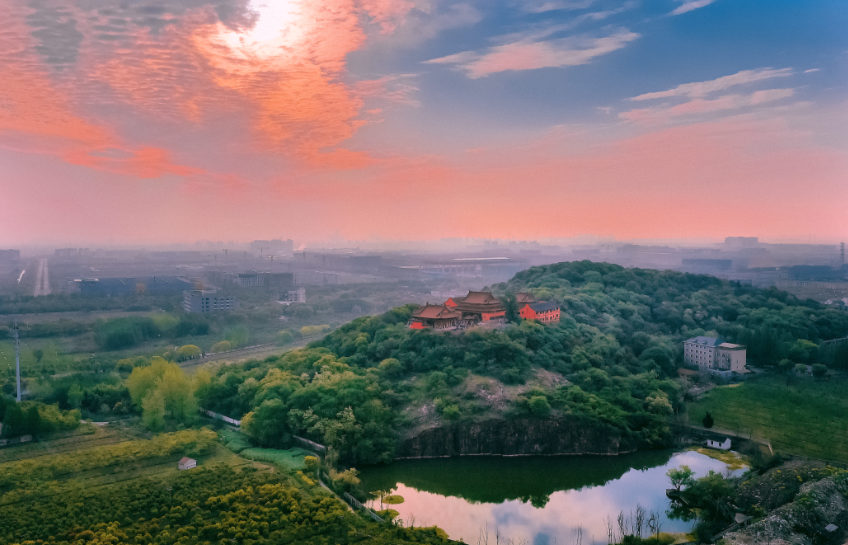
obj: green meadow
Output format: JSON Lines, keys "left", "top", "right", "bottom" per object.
{"left": 687, "top": 374, "right": 848, "bottom": 462}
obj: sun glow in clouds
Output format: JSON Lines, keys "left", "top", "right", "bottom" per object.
{"left": 218, "top": 0, "right": 302, "bottom": 63}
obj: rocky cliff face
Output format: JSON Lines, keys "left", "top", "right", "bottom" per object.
{"left": 724, "top": 476, "right": 848, "bottom": 545}
{"left": 397, "top": 417, "right": 627, "bottom": 458}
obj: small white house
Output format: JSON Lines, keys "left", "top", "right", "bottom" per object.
{"left": 705, "top": 438, "right": 731, "bottom": 450}
{"left": 178, "top": 457, "right": 197, "bottom": 470}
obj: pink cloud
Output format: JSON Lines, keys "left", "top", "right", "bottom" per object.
{"left": 358, "top": 0, "right": 416, "bottom": 33}
{"left": 426, "top": 29, "right": 639, "bottom": 78}
{"left": 631, "top": 68, "right": 793, "bottom": 101}
{"left": 620, "top": 89, "right": 796, "bottom": 124}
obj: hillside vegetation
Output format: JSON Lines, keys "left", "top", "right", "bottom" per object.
{"left": 193, "top": 261, "right": 848, "bottom": 465}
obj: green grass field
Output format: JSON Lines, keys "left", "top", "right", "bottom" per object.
{"left": 239, "top": 447, "right": 314, "bottom": 471}
{"left": 687, "top": 374, "right": 848, "bottom": 461}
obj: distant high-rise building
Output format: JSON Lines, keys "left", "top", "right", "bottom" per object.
{"left": 724, "top": 237, "right": 759, "bottom": 249}
{"left": 0, "top": 249, "right": 20, "bottom": 274}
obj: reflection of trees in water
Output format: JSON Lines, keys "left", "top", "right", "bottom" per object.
{"left": 519, "top": 493, "right": 550, "bottom": 508}
{"left": 360, "top": 450, "right": 676, "bottom": 505}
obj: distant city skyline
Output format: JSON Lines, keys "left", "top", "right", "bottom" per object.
{"left": 1, "top": 0, "right": 846, "bottom": 245}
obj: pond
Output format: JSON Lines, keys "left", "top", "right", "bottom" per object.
{"left": 360, "top": 449, "right": 744, "bottom": 544}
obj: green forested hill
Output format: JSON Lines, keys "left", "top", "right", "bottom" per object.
{"left": 194, "top": 261, "right": 848, "bottom": 465}
{"left": 498, "top": 261, "right": 848, "bottom": 363}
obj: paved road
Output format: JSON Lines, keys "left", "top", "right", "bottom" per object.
{"left": 33, "top": 258, "right": 51, "bottom": 296}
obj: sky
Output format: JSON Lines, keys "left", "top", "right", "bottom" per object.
{"left": 1, "top": 0, "right": 846, "bottom": 246}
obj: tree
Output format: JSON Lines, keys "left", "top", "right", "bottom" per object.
{"left": 177, "top": 345, "right": 201, "bottom": 361}
{"left": 703, "top": 412, "right": 714, "bottom": 428}
{"left": 778, "top": 359, "right": 794, "bottom": 373}
{"left": 67, "top": 384, "right": 83, "bottom": 409}
{"left": 667, "top": 465, "right": 695, "bottom": 491}
{"left": 794, "top": 363, "right": 808, "bottom": 376}
{"left": 501, "top": 293, "right": 520, "bottom": 323}
{"left": 141, "top": 389, "right": 166, "bottom": 431}
{"left": 788, "top": 339, "right": 818, "bottom": 363}
{"left": 126, "top": 357, "right": 171, "bottom": 406}
{"left": 156, "top": 366, "right": 198, "bottom": 423}
{"left": 378, "top": 358, "right": 403, "bottom": 378}
{"left": 33, "top": 349, "right": 44, "bottom": 363}
{"left": 811, "top": 363, "right": 828, "bottom": 379}
{"left": 25, "top": 405, "right": 41, "bottom": 436}
{"left": 2, "top": 403, "right": 25, "bottom": 437}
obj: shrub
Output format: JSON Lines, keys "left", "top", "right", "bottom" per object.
{"left": 211, "top": 340, "right": 232, "bottom": 353}
{"left": 276, "top": 330, "right": 294, "bottom": 346}
{"left": 528, "top": 395, "right": 551, "bottom": 416}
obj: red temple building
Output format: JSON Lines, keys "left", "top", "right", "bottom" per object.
{"left": 519, "top": 301, "right": 561, "bottom": 323}
{"left": 451, "top": 291, "right": 506, "bottom": 323}
{"left": 409, "top": 304, "right": 462, "bottom": 330}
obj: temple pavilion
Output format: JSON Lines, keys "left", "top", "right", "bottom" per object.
{"left": 409, "top": 304, "right": 462, "bottom": 330}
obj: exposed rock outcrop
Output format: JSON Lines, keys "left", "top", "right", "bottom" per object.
{"left": 724, "top": 475, "right": 848, "bottom": 545}
{"left": 397, "top": 417, "right": 628, "bottom": 458}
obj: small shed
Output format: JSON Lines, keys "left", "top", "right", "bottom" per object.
{"left": 178, "top": 457, "right": 197, "bottom": 470}
{"left": 705, "top": 438, "right": 732, "bottom": 450}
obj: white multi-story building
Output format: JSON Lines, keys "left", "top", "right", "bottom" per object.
{"left": 182, "top": 290, "right": 236, "bottom": 313}
{"left": 280, "top": 287, "right": 306, "bottom": 304}
{"left": 683, "top": 336, "right": 746, "bottom": 374}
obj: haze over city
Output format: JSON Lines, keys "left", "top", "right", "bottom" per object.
{"left": 1, "top": 0, "right": 846, "bottom": 246}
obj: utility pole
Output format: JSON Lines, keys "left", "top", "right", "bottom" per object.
{"left": 12, "top": 321, "right": 21, "bottom": 402}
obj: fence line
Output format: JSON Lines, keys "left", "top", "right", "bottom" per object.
{"left": 343, "top": 492, "right": 385, "bottom": 523}
{"left": 316, "top": 471, "right": 385, "bottom": 524}
{"left": 199, "top": 408, "right": 242, "bottom": 427}
{"left": 292, "top": 435, "right": 326, "bottom": 454}
{"left": 0, "top": 435, "right": 33, "bottom": 449}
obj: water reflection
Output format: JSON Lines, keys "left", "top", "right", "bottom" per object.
{"left": 360, "top": 450, "right": 743, "bottom": 544}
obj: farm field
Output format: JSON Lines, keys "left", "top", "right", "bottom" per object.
{"left": 687, "top": 374, "right": 848, "bottom": 462}
{"left": 0, "top": 428, "right": 223, "bottom": 506}
{"left": 0, "top": 424, "right": 450, "bottom": 545}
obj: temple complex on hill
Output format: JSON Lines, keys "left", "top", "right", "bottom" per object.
{"left": 410, "top": 290, "right": 561, "bottom": 330}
